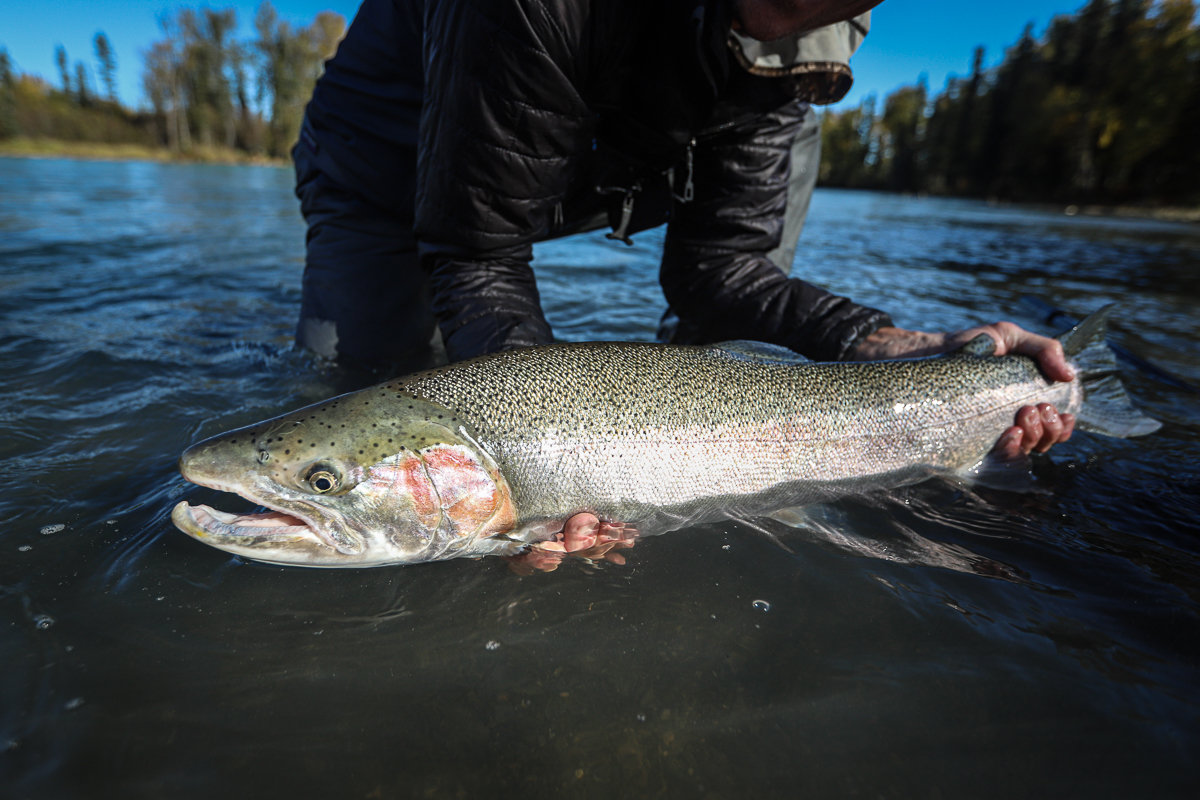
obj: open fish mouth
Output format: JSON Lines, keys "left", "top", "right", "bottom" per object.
{"left": 172, "top": 501, "right": 337, "bottom": 550}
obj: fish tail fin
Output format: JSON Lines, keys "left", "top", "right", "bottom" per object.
{"left": 1058, "top": 305, "right": 1161, "bottom": 437}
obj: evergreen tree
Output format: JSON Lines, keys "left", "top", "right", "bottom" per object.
{"left": 818, "top": 0, "right": 1200, "bottom": 204}
{"left": 74, "top": 62, "right": 90, "bottom": 106}
{"left": 0, "top": 48, "right": 17, "bottom": 138}
{"left": 94, "top": 32, "right": 118, "bottom": 103}
{"left": 879, "top": 82, "right": 927, "bottom": 191}
{"left": 55, "top": 45, "right": 71, "bottom": 95}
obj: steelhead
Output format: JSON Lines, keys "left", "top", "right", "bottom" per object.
{"left": 172, "top": 306, "right": 1159, "bottom": 567}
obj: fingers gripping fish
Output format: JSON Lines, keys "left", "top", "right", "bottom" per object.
{"left": 172, "top": 307, "right": 1159, "bottom": 567}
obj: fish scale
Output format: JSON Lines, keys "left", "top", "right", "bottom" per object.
{"left": 395, "top": 341, "right": 1076, "bottom": 524}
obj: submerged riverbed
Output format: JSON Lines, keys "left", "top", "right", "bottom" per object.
{"left": 1, "top": 157, "right": 1197, "bottom": 798}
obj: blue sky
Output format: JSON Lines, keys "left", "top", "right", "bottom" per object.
{"left": 1, "top": 0, "right": 1088, "bottom": 109}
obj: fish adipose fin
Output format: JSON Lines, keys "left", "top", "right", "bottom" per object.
{"left": 1057, "top": 305, "right": 1161, "bottom": 438}
{"left": 711, "top": 341, "right": 810, "bottom": 365}
{"left": 957, "top": 333, "right": 998, "bottom": 357}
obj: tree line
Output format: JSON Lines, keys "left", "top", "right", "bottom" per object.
{"left": 3, "top": 0, "right": 1197, "bottom": 204}
{"left": 820, "top": 0, "right": 1200, "bottom": 204}
{"left": 0, "top": 2, "right": 344, "bottom": 159}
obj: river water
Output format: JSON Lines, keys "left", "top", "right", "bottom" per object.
{"left": 1, "top": 157, "right": 1197, "bottom": 798}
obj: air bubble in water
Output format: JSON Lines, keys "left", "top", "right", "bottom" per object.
{"left": 18, "top": 546, "right": 31, "bottom": 552}
{"left": 751, "top": 600, "right": 770, "bottom": 612}
{"left": 64, "top": 698, "right": 84, "bottom": 710}
{"left": 40, "top": 524, "right": 64, "bottom": 535}
{"left": 34, "top": 615, "right": 54, "bottom": 629}
{"left": 485, "top": 640, "right": 500, "bottom": 650}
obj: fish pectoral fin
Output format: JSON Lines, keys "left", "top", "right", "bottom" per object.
{"left": 765, "top": 506, "right": 816, "bottom": 529}
{"left": 729, "top": 514, "right": 797, "bottom": 554}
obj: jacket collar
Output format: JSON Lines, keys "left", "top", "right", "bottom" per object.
{"left": 726, "top": 11, "right": 870, "bottom": 104}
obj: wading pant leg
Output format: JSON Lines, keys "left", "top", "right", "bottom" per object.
{"left": 766, "top": 103, "right": 821, "bottom": 275}
{"left": 293, "top": 150, "right": 444, "bottom": 375}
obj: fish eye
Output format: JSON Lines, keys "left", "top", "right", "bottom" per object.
{"left": 306, "top": 468, "right": 340, "bottom": 494}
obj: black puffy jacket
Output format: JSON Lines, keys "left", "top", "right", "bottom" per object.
{"left": 305, "top": 0, "right": 891, "bottom": 362}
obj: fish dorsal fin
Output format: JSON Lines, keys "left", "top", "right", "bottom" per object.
{"left": 710, "top": 340, "right": 809, "bottom": 365}
{"left": 955, "top": 333, "right": 997, "bottom": 358}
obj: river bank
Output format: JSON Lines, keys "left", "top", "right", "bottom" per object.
{"left": 814, "top": 185, "right": 1200, "bottom": 225}
{"left": 1057, "top": 202, "right": 1200, "bottom": 224}
{"left": 0, "top": 136, "right": 288, "bottom": 167}
{"left": 6, "top": 138, "right": 1198, "bottom": 222}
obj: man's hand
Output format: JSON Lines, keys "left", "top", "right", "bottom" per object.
{"left": 993, "top": 403, "right": 1076, "bottom": 458}
{"left": 854, "top": 321, "right": 1076, "bottom": 456}
{"left": 504, "top": 514, "right": 637, "bottom": 575}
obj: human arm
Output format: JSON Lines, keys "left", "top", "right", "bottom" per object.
{"left": 414, "top": 0, "right": 594, "bottom": 361}
{"left": 661, "top": 101, "right": 892, "bottom": 361}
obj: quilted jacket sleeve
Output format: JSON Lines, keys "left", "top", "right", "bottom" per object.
{"left": 414, "top": 0, "right": 594, "bottom": 361}
{"left": 660, "top": 102, "right": 891, "bottom": 362}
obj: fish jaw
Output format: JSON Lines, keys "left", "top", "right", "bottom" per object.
{"left": 171, "top": 501, "right": 363, "bottom": 567}
{"left": 172, "top": 389, "right": 520, "bottom": 567}
{"left": 173, "top": 449, "right": 380, "bottom": 565}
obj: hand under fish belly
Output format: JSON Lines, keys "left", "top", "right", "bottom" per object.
{"left": 171, "top": 307, "right": 1159, "bottom": 568}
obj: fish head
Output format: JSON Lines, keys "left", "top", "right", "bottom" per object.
{"left": 172, "top": 389, "right": 516, "bottom": 567}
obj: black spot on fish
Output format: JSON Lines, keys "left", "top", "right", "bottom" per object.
{"left": 284, "top": 449, "right": 290, "bottom": 455}
{"left": 311, "top": 444, "right": 316, "bottom": 448}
